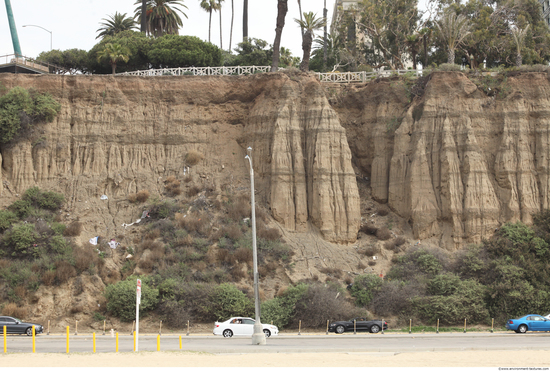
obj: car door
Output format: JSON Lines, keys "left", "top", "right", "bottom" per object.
{"left": 355, "top": 318, "right": 368, "bottom": 332}
{"left": 240, "top": 318, "right": 255, "bottom": 335}
{"left": 2, "top": 317, "right": 18, "bottom": 334}
{"left": 0, "top": 317, "right": 9, "bottom": 333}
{"left": 530, "top": 315, "right": 547, "bottom": 331}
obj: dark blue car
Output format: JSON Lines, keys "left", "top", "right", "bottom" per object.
{"left": 505, "top": 314, "right": 550, "bottom": 333}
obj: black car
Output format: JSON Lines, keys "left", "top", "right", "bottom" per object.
{"left": 328, "top": 317, "right": 388, "bottom": 334}
{"left": 0, "top": 316, "right": 44, "bottom": 336}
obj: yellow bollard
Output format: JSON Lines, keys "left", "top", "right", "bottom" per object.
{"left": 32, "top": 326, "right": 36, "bottom": 353}
{"left": 66, "top": 327, "right": 70, "bottom": 353}
{"left": 93, "top": 332, "right": 96, "bottom": 353}
{"left": 3, "top": 325, "right": 6, "bottom": 353}
{"left": 133, "top": 331, "right": 136, "bottom": 352}
{"left": 179, "top": 335, "right": 182, "bottom": 350}
{"left": 157, "top": 334, "right": 160, "bottom": 351}
{"left": 116, "top": 332, "right": 119, "bottom": 353}
{"left": 298, "top": 320, "right": 301, "bottom": 335}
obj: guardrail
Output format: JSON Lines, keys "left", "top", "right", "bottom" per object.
{"left": 0, "top": 54, "right": 65, "bottom": 74}
{"left": 117, "top": 66, "right": 422, "bottom": 83}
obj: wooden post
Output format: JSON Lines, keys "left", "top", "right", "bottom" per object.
{"left": 464, "top": 318, "right": 467, "bottom": 333}
{"left": 326, "top": 320, "right": 329, "bottom": 335}
{"left": 159, "top": 320, "right": 162, "bottom": 335}
{"left": 437, "top": 319, "right": 439, "bottom": 334}
{"left": 354, "top": 319, "right": 356, "bottom": 334}
{"left": 103, "top": 320, "right": 106, "bottom": 336}
{"left": 409, "top": 319, "right": 412, "bottom": 334}
{"left": 47, "top": 320, "right": 50, "bottom": 335}
{"left": 298, "top": 320, "right": 301, "bottom": 335}
{"left": 381, "top": 319, "right": 384, "bottom": 335}
{"left": 75, "top": 320, "right": 78, "bottom": 335}
{"left": 186, "top": 320, "right": 190, "bottom": 336}
{"left": 491, "top": 318, "right": 494, "bottom": 333}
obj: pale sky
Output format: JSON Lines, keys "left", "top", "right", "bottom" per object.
{"left": 1, "top": 0, "right": 337, "bottom": 61}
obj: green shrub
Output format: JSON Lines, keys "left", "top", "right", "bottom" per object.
{"left": 105, "top": 276, "right": 159, "bottom": 322}
{"left": 0, "top": 210, "right": 17, "bottom": 231}
{"left": 93, "top": 312, "right": 106, "bottom": 322}
{"left": 349, "top": 274, "right": 384, "bottom": 306}
{"left": 0, "top": 87, "right": 61, "bottom": 143}
{"left": 3, "top": 223, "right": 39, "bottom": 257}
{"left": 22, "top": 187, "right": 64, "bottom": 210}
{"left": 209, "top": 283, "right": 253, "bottom": 321}
{"left": 500, "top": 222, "right": 534, "bottom": 245}
{"left": 8, "top": 200, "right": 34, "bottom": 219}
{"left": 261, "top": 284, "right": 307, "bottom": 329}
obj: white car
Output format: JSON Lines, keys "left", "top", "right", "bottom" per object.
{"left": 213, "top": 317, "right": 279, "bottom": 338}
{"left": 544, "top": 313, "right": 550, "bottom": 320}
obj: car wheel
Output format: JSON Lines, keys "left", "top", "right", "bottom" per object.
{"left": 263, "top": 329, "right": 271, "bottom": 338}
{"left": 518, "top": 325, "right": 528, "bottom": 333}
{"left": 222, "top": 329, "right": 233, "bottom": 338}
{"left": 335, "top": 325, "right": 345, "bottom": 334}
{"left": 26, "top": 327, "right": 33, "bottom": 336}
{"left": 370, "top": 325, "right": 381, "bottom": 334}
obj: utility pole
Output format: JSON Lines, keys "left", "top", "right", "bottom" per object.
{"left": 5, "top": 0, "right": 22, "bottom": 56}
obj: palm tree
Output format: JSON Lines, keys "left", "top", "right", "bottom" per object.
{"left": 297, "top": 0, "right": 304, "bottom": 38}
{"left": 96, "top": 12, "right": 137, "bottom": 39}
{"left": 134, "top": 0, "right": 188, "bottom": 38}
{"left": 217, "top": 0, "right": 225, "bottom": 49}
{"left": 229, "top": 0, "right": 234, "bottom": 50}
{"left": 435, "top": 11, "right": 471, "bottom": 65}
{"left": 243, "top": 0, "right": 248, "bottom": 41}
{"left": 271, "top": 0, "right": 288, "bottom": 72}
{"left": 295, "top": 12, "right": 326, "bottom": 72}
{"left": 140, "top": 0, "right": 147, "bottom": 32}
{"left": 97, "top": 43, "right": 131, "bottom": 75}
{"left": 200, "top": 0, "right": 219, "bottom": 43}
{"left": 511, "top": 25, "right": 529, "bottom": 67}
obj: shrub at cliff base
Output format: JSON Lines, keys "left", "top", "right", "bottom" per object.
{"left": 261, "top": 284, "right": 307, "bottom": 329}
{"left": 209, "top": 283, "right": 254, "bottom": 321}
{"left": 105, "top": 276, "right": 159, "bottom": 322}
{"left": 0, "top": 87, "right": 61, "bottom": 144}
{"left": 349, "top": 274, "right": 384, "bottom": 307}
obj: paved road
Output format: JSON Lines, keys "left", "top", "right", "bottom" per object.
{"left": 2, "top": 332, "right": 550, "bottom": 354}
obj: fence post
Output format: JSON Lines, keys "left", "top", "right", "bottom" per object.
{"left": 75, "top": 320, "right": 78, "bottom": 335}
{"left": 353, "top": 319, "right": 356, "bottom": 334}
{"left": 409, "top": 319, "right": 412, "bottom": 334}
{"left": 381, "top": 319, "right": 384, "bottom": 335}
{"left": 103, "top": 320, "right": 105, "bottom": 336}
{"left": 131, "top": 320, "right": 135, "bottom": 335}
{"left": 186, "top": 320, "right": 190, "bottom": 336}
{"left": 491, "top": 318, "right": 494, "bottom": 333}
{"left": 463, "top": 318, "right": 467, "bottom": 333}
{"left": 298, "top": 320, "right": 301, "bottom": 335}
{"left": 159, "top": 320, "right": 162, "bottom": 335}
{"left": 326, "top": 320, "right": 329, "bottom": 335}
{"left": 436, "top": 319, "right": 439, "bottom": 334}
{"left": 47, "top": 320, "right": 50, "bottom": 335}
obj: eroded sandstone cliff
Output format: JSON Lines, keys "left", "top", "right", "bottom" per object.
{"left": 0, "top": 72, "right": 360, "bottom": 244}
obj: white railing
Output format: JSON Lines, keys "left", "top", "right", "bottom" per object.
{"left": 117, "top": 65, "right": 271, "bottom": 77}
{"left": 117, "top": 66, "right": 422, "bottom": 83}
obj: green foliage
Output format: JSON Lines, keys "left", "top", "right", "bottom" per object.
{"left": 500, "top": 222, "right": 535, "bottom": 245}
{"left": 8, "top": 200, "right": 33, "bottom": 219}
{"left": 105, "top": 276, "right": 159, "bottom": 322}
{"left": 0, "top": 87, "right": 61, "bottom": 144}
{"left": 209, "top": 283, "right": 254, "bottom": 321}
{"left": 0, "top": 210, "right": 17, "bottom": 232}
{"left": 349, "top": 274, "right": 384, "bottom": 306}
{"left": 149, "top": 199, "right": 178, "bottom": 219}
{"left": 88, "top": 30, "right": 151, "bottom": 74}
{"left": 148, "top": 35, "right": 222, "bottom": 68}
{"left": 93, "top": 312, "right": 106, "bottom": 322}
{"left": 2, "top": 223, "right": 39, "bottom": 257}
{"left": 261, "top": 284, "right": 307, "bottom": 328}
{"left": 227, "top": 38, "right": 272, "bottom": 66}
{"left": 36, "top": 49, "right": 90, "bottom": 75}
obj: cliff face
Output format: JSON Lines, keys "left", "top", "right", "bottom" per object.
{"left": 2, "top": 71, "right": 550, "bottom": 249}
{"left": 336, "top": 71, "right": 550, "bottom": 247}
{"left": 0, "top": 72, "right": 360, "bottom": 244}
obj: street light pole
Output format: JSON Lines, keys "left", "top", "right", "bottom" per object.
{"left": 22, "top": 24, "right": 52, "bottom": 51}
{"left": 245, "top": 147, "right": 266, "bottom": 345}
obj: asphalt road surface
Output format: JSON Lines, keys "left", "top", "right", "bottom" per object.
{"left": 2, "top": 332, "right": 549, "bottom": 354}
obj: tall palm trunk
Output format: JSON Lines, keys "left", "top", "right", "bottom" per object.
{"left": 208, "top": 10, "right": 212, "bottom": 42}
{"left": 141, "top": 0, "right": 147, "bottom": 33}
{"left": 229, "top": 0, "right": 234, "bottom": 50}
{"left": 271, "top": 0, "right": 288, "bottom": 72}
{"left": 219, "top": 5, "right": 223, "bottom": 49}
{"left": 298, "top": 0, "right": 304, "bottom": 37}
{"left": 447, "top": 49, "right": 455, "bottom": 65}
{"left": 300, "top": 30, "right": 313, "bottom": 72}
{"left": 243, "top": 0, "right": 248, "bottom": 41}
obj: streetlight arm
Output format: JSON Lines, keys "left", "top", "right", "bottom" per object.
{"left": 22, "top": 24, "right": 52, "bottom": 51}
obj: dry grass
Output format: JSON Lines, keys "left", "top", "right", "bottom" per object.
{"left": 0, "top": 259, "right": 10, "bottom": 269}
{"left": 2, "top": 303, "right": 27, "bottom": 318}
{"left": 71, "top": 305, "right": 84, "bottom": 314}
{"left": 357, "top": 261, "right": 366, "bottom": 270}
{"left": 164, "top": 177, "right": 182, "bottom": 196}
{"left": 42, "top": 271, "right": 56, "bottom": 286}
{"left": 136, "top": 190, "right": 150, "bottom": 203}
{"left": 227, "top": 197, "right": 250, "bottom": 221}
{"left": 63, "top": 221, "right": 82, "bottom": 237}
{"left": 185, "top": 150, "right": 204, "bottom": 166}
{"left": 376, "top": 227, "right": 392, "bottom": 241}
{"left": 364, "top": 244, "right": 381, "bottom": 256}
{"left": 234, "top": 247, "right": 253, "bottom": 264}
{"left": 145, "top": 228, "right": 161, "bottom": 240}
{"left": 14, "top": 285, "right": 26, "bottom": 299}
{"left": 319, "top": 267, "right": 343, "bottom": 278}
{"left": 377, "top": 208, "right": 389, "bottom": 216}
{"left": 223, "top": 224, "right": 242, "bottom": 240}
{"left": 187, "top": 186, "right": 201, "bottom": 197}
{"left": 360, "top": 223, "right": 378, "bottom": 235}
{"left": 257, "top": 227, "right": 281, "bottom": 241}
{"left": 395, "top": 236, "right": 407, "bottom": 246}
{"left": 230, "top": 266, "right": 247, "bottom": 281}
{"left": 55, "top": 261, "right": 77, "bottom": 284}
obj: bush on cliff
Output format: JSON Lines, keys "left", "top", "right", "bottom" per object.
{"left": 105, "top": 276, "right": 159, "bottom": 322}
{"left": 0, "top": 87, "right": 61, "bottom": 144}
{"left": 148, "top": 35, "right": 222, "bottom": 68}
